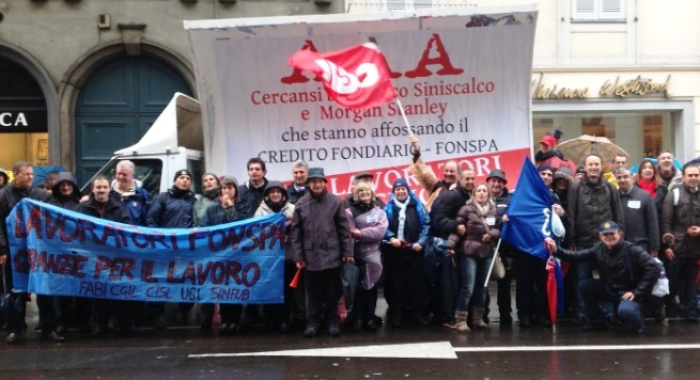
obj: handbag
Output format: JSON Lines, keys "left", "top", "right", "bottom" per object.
{"left": 477, "top": 214, "right": 505, "bottom": 281}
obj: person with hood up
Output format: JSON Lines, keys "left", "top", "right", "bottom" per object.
{"left": 0, "top": 168, "right": 8, "bottom": 189}
{"left": 344, "top": 181, "right": 388, "bottom": 333}
{"left": 382, "top": 178, "right": 431, "bottom": 328}
{"left": 193, "top": 173, "right": 220, "bottom": 225}
{"left": 198, "top": 176, "right": 250, "bottom": 333}
{"left": 254, "top": 181, "right": 297, "bottom": 333}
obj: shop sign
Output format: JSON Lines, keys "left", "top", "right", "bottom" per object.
{"left": 0, "top": 110, "right": 47, "bottom": 133}
{"left": 532, "top": 73, "right": 672, "bottom": 100}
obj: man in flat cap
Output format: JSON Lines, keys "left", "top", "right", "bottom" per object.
{"left": 545, "top": 221, "right": 659, "bottom": 333}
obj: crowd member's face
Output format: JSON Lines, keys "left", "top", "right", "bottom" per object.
{"left": 474, "top": 185, "right": 489, "bottom": 204}
{"left": 0, "top": 176, "right": 4, "bottom": 186}
{"left": 640, "top": 162, "right": 655, "bottom": 181}
{"left": 92, "top": 179, "right": 111, "bottom": 202}
{"left": 203, "top": 174, "right": 218, "bottom": 190}
{"left": 683, "top": 166, "right": 700, "bottom": 189}
{"left": 393, "top": 186, "right": 409, "bottom": 201}
{"left": 293, "top": 166, "right": 308, "bottom": 186}
{"left": 488, "top": 178, "right": 505, "bottom": 197}
{"left": 443, "top": 162, "right": 458, "bottom": 185}
{"left": 575, "top": 172, "right": 585, "bottom": 181}
{"left": 116, "top": 165, "right": 134, "bottom": 190}
{"left": 59, "top": 181, "right": 74, "bottom": 197}
{"left": 460, "top": 170, "right": 475, "bottom": 191}
{"left": 357, "top": 188, "right": 373, "bottom": 204}
{"left": 268, "top": 188, "right": 283, "bottom": 203}
{"left": 613, "top": 156, "right": 627, "bottom": 170}
{"left": 658, "top": 152, "right": 674, "bottom": 170}
{"left": 248, "top": 163, "right": 265, "bottom": 183}
{"left": 174, "top": 175, "right": 191, "bottom": 191}
{"left": 600, "top": 230, "right": 622, "bottom": 249}
{"left": 555, "top": 178, "right": 569, "bottom": 191}
{"left": 540, "top": 170, "right": 553, "bottom": 186}
{"left": 539, "top": 143, "right": 552, "bottom": 154}
{"left": 221, "top": 185, "right": 236, "bottom": 201}
{"left": 615, "top": 171, "right": 633, "bottom": 192}
{"left": 585, "top": 156, "right": 602, "bottom": 180}
{"left": 13, "top": 166, "right": 34, "bottom": 189}
{"left": 47, "top": 173, "right": 59, "bottom": 186}
{"left": 309, "top": 178, "right": 326, "bottom": 196}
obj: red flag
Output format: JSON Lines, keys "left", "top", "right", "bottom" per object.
{"left": 546, "top": 255, "right": 558, "bottom": 327}
{"left": 288, "top": 42, "right": 397, "bottom": 109}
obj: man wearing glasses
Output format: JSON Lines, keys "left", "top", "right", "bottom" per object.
{"left": 0, "top": 161, "right": 63, "bottom": 344}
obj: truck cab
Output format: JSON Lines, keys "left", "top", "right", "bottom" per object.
{"left": 81, "top": 93, "right": 205, "bottom": 198}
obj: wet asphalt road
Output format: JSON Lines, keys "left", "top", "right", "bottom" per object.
{"left": 1, "top": 305, "right": 700, "bottom": 380}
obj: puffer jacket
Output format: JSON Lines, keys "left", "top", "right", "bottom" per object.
{"left": 661, "top": 184, "right": 700, "bottom": 257}
{"left": 448, "top": 202, "right": 500, "bottom": 258}
{"left": 146, "top": 187, "right": 196, "bottom": 228}
{"left": 345, "top": 204, "right": 388, "bottom": 289}
{"left": 290, "top": 190, "right": 353, "bottom": 271}
{"left": 566, "top": 177, "right": 625, "bottom": 247}
{"left": 554, "top": 240, "right": 660, "bottom": 298}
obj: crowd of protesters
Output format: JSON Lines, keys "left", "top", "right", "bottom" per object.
{"left": 0, "top": 130, "right": 699, "bottom": 344}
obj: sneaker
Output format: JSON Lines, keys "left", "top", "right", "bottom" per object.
{"left": 303, "top": 325, "right": 318, "bottom": 338}
{"left": 6, "top": 332, "right": 20, "bottom": 344}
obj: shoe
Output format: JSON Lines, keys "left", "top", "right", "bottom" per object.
{"left": 454, "top": 311, "right": 470, "bottom": 333}
{"left": 581, "top": 322, "right": 607, "bottom": 332}
{"left": 442, "top": 320, "right": 457, "bottom": 330}
{"left": 155, "top": 316, "right": 167, "bottom": 330}
{"left": 607, "top": 316, "right": 622, "bottom": 326}
{"left": 42, "top": 331, "right": 65, "bottom": 343}
{"left": 365, "top": 319, "right": 381, "bottom": 332}
{"left": 471, "top": 308, "right": 490, "bottom": 330}
{"left": 303, "top": 325, "right": 318, "bottom": 338}
{"left": 220, "top": 323, "right": 237, "bottom": 335}
{"left": 328, "top": 324, "right": 341, "bottom": 337}
{"left": 415, "top": 313, "right": 431, "bottom": 327}
{"left": 6, "top": 332, "right": 20, "bottom": 344}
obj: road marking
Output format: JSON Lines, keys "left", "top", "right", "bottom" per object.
{"left": 189, "top": 341, "right": 458, "bottom": 359}
{"left": 452, "top": 343, "right": 700, "bottom": 352}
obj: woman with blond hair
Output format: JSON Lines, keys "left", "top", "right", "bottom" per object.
{"left": 447, "top": 183, "right": 501, "bottom": 332}
{"left": 344, "top": 181, "right": 388, "bottom": 332}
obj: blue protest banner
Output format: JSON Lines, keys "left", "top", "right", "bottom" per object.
{"left": 6, "top": 199, "right": 284, "bottom": 304}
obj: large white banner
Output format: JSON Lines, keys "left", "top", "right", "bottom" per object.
{"left": 186, "top": 7, "right": 538, "bottom": 200}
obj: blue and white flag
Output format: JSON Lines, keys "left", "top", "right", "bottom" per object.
{"left": 501, "top": 157, "right": 554, "bottom": 260}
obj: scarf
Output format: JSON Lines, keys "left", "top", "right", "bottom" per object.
{"left": 392, "top": 196, "right": 410, "bottom": 241}
{"left": 473, "top": 201, "right": 490, "bottom": 217}
{"left": 265, "top": 198, "right": 287, "bottom": 213}
{"left": 203, "top": 186, "right": 220, "bottom": 200}
{"left": 637, "top": 178, "right": 656, "bottom": 199}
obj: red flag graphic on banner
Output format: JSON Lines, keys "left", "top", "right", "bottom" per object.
{"left": 288, "top": 42, "right": 398, "bottom": 109}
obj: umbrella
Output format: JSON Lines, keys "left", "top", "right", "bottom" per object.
{"left": 32, "top": 165, "right": 67, "bottom": 186}
{"left": 557, "top": 135, "right": 630, "bottom": 167}
{"left": 545, "top": 256, "right": 558, "bottom": 332}
{"left": 629, "top": 158, "right": 682, "bottom": 174}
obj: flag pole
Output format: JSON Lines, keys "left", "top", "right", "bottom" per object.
{"left": 395, "top": 98, "right": 415, "bottom": 137}
{"left": 484, "top": 238, "right": 503, "bottom": 287}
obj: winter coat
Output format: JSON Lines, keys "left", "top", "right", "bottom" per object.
{"left": 384, "top": 195, "right": 430, "bottom": 249}
{"left": 620, "top": 186, "right": 660, "bottom": 252}
{"left": 566, "top": 177, "right": 625, "bottom": 247}
{"left": 554, "top": 240, "right": 660, "bottom": 299}
{"left": 430, "top": 185, "right": 472, "bottom": 239}
{"left": 535, "top": 150, "right": 577, "bottom": 173}
{"left": 448, "top": 202, "right": 501, "bottom": 258}
{"left": 287, "top": 183, "right": 308, "bottom": 205}
{"left": 76, "top": 194, "right": 131, "bottom": 224}
{"left": 0, "top": 183, "right": 51, "bottom": 255}
{"left": 661, "top": 184, "right": 700, "bottom": 257}
{"left": 193, "top": 189, "right": 218, "bottom": 226}
{"left": 111, "top": 182, "right": 151, "bottom": 226}
{"left": 290, "top": 190, "right": 353, "bottom": 271}
{"left": 345, "top": 205, "right": 388, "bottom": 289}
{"left": 255, "top": 201, "right": 295, "bottom": 260}
{"left": 238, "top": 178, "right": 269, "bottom": 216}
{"left": 147, "top": 188, "right": 196, "bottom": 228}
{"left": 198, "top": 200, "right": 249, "bottom": 227}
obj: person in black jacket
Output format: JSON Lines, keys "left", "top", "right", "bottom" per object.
{"left": 287, "top": 160, "right": 308, "bottom": 205}
{"left": 146, "top": 169, "right": 196, "bottom": 328}
{"left": 429, "top": 169, "right": 474, "bottom": 328}
{"left": 238, "top": 158, "right": 270, "bottom": 214}
{"left": 545, "top": 221, "right": 660, "bottom": 333}
{"left": 76, "top": 176, "right": 132, "bottom": 336}
{"left": 0, "top": 161, "right": 60, "bottom": 344}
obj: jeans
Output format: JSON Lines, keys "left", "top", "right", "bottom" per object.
{"left": 456, "top": 255, "right": 491, "bottom": 312}
{"left": 580, "top": 279, "right": 644, "bottom": 330}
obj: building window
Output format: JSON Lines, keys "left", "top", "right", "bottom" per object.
{"left": 385, "top": 0, "right": 434, "bottom": 11}
{"left": 572, "top": 0, "right": 625, "bottom": 22}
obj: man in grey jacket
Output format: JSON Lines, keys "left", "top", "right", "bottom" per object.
{"left": 616, "top": 168, "right": 660, "bottom": 255}
{"left": 291, "top": 167, "right": 354, "bottom": 337}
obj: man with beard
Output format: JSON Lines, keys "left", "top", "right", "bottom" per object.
{"left": 408, "top": 135, "right": 459, "bottom": 212}
{"left": 291, "top": 168, "right": 353, "bottom": 338}
{"left": 567, "top": 154, "right": 625, "bottom": 324}
{"left": 430, "top": 169, "right": 475, "bottom": 328}
{"left": 77, "top": 176, "right": 132, "bottom": 336}
{"left": 147, "top": 169, "right": 196, "bottom": 328}
{"left": 0, "top": 161, "right": 61, "bottom": 344}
